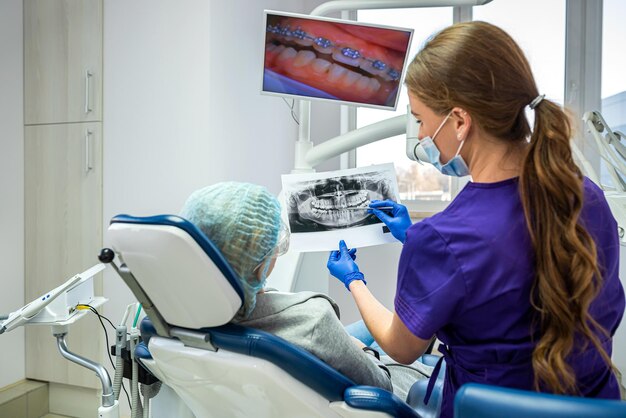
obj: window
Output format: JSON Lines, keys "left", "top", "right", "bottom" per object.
{"left": 473, "top": 0, "right": 566, "bottom": 104}
{"left": 355, "top": 1, "right": 566, "bottom": 211}
{"left": 600, "top": 0, "right": 626, "bottom": 187}
{"left": 356, "top": 8, "right": 453, "bottom": 208}
{"left": 601, "top": 0, "right": 626, "bottom": 104}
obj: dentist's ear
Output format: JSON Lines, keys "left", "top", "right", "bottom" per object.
{"left": 452, "top": 107, "right": 471, "bottom": 142}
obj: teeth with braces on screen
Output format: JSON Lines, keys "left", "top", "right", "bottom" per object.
{"left": 266, "top": 24, "right": 401, "bottom": 82}
{"left": 267, "top": 43, "right": 383, "bottom": 97}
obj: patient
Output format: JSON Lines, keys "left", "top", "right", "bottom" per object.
{"left": 180, "top": 181, "right": 431, "bottom": 399}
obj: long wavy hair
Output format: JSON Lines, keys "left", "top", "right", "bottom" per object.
{"left": 404, "top": 21, "right": 612, "bottom": 394}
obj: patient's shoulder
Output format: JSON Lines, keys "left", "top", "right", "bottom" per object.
{"left": 294, "top": 293, "right": 341, "bottom": 321}
{"left": 255, "top": 290, "right": 340, "bottom": 319}
{"left": 240, "top": 293, "right": 342, "bottom": 352}
{"left": 304, "top": 296, "right": 339, "bottom": 318}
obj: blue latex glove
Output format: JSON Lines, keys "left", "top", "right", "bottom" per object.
{"left": 369, "top": 199, "right": 412, "bottom": 243}
{"left": 327, "top": 240, "right": 366, "bottom": 291}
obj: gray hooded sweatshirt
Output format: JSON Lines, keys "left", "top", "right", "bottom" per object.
{"left": 234, "top": 290, "right": 431, "bottom": 399}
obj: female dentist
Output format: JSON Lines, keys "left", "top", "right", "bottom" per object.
{"left": 327, "top": 21, "right": 625, "bottom": 418}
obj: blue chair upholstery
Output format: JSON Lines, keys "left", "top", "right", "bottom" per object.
{"left": 420, "top": 354, "right": 443, "bottom": 368}
{"left": 406, "top": 354, "right": 445, "bottom": 418}
{"left": 454, "top": 383, "right": 626, "bottom": 418}
{"left": 134, "top": 341, "right": 152, "bottom": 360}
{"left": 344, "top": 386, "right": 424, "bottom": 418}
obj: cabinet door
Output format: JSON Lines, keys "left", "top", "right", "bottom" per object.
{"left": 25, "top": 122, "right": 103, "bottom": 388}
{"left": 24, "top": 0, "right": 102, "bottom": 124}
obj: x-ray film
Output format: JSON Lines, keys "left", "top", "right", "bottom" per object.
{"left": 281, "top": 163, "right": 400, "bottom": 251}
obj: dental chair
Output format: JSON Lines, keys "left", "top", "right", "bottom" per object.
{"left": 103, "top": 214, "right": 426, "bottom": 418}
{"left": 453, "top": 383, "right": 626, "bottom": 418}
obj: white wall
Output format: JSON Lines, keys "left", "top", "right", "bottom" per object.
{"left": 329, "top": 244, "right": 402, "bottom": 325}
{"left": 101, "top": 0, "right": 343, "bottom": 338}
{"left": 0, "top": 0, "right": 25, "bottom": 389}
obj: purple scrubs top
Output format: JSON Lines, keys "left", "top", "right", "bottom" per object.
{"left": 395, "top": 177, "right": 625, "bottom": 418}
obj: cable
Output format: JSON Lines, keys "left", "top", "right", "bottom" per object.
{"left": 130, "top": 331, "right": 143, "bottom": 418}
{"left": 92, "top": 308, "right": 116, "bottom": 329}
{"left": 132, "top": 304, "right": 142, "bottom": 329}
{"left": 78, "top": 304, "right": 132, "bottom": 410}
{"left": 282, "top": 97, "right": 300, "bottom": 125}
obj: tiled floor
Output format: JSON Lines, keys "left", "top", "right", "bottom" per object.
{"left": 41, "top": 415, "right": 74, "bottom": 418}
{"left": 1, "top": 380, "right": 108, "bottom": 418}
{"left": 0, "top": 380, "right": 48, "bottom": 418}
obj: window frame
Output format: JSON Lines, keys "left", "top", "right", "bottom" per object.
{"left": 565, "top": 0, "right": 603, "bottom": 177}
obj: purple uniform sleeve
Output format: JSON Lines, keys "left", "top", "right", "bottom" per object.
{"left": 394, "top": 221, "right": 466, "bottom": 340}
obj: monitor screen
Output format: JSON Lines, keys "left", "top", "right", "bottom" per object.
{"left": 262, "top": 10, "right": 414, "bottom": 111}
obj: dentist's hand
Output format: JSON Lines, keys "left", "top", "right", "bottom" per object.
{"left": 369, "top": 200, "right": 412, "bottom": 244}
{"left": 327, "top": 240, "right": 366, "bottom": 291}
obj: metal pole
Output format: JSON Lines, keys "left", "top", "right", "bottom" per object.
{"left": 55, "top": 333, "right": 116, "bottom": 408}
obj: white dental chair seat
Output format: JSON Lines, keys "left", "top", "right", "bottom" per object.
{"left": 106, "top": 214, "right": 422, "bottom": 418}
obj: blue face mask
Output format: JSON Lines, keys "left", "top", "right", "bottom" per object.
{"left": 414, "top": 112, "right": 470, "bottom": 177}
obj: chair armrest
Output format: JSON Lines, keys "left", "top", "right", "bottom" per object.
{"left": 454, "top": 383, "right": 626, "bottom": 418}
{"left": 344, "top": 386, "right": 422, "bottom": 418}
{"left": 406, "top": 377, "right": 444, "bottom": 418}
{"left": 419, "top": 354, "right": 441, "bottom": 368}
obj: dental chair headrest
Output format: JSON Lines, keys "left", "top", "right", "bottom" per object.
{"left": 108, "top": 214, "right": 244, "bottom": 329}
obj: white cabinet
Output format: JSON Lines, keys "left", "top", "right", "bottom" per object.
{"left": 24, "top": 0, "right": 104, "bottom": 389}
{"left": 24, "top": 123, "right": 103, "bottom": 387}
{"left": 24, "top": 0, "right": 102, "bottom": 124}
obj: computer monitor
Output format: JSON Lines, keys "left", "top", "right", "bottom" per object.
{"left": 262, "top": 10, "right": 414, "bottom": 111}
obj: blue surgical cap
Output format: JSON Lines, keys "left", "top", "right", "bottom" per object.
{"left": 180, "top": 182, "right": 281, "bottom": 319}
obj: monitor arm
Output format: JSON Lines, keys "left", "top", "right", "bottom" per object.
{"left": 582, "top": 110, "right": 626, "bottom": 241}
{"left": 583, "top": 111, "right": 626, "bottom": 191}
